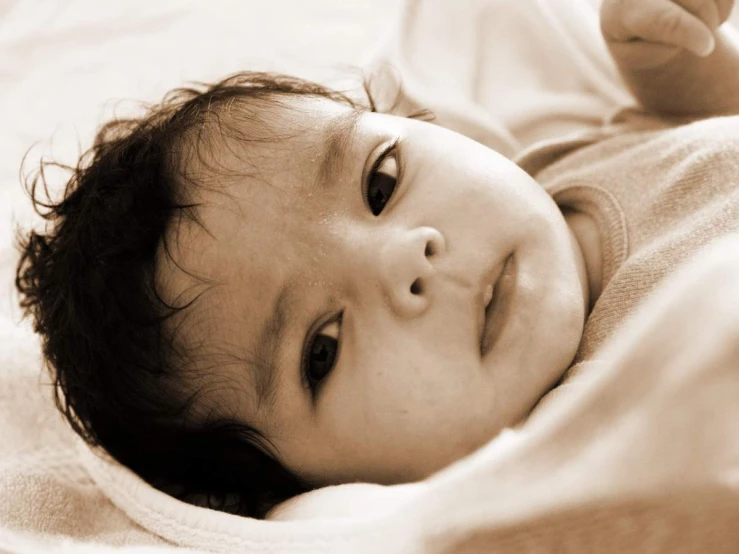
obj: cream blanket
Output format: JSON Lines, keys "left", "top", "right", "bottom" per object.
{"left": 2, "top": 0, "right": 739, "bottom": 552}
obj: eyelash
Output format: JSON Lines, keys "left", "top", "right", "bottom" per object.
{"left": 301, "top": 311, "right": 343, "bottom": 395}
{"left": 301, "top": 140, "right": 401, "bottom": 396}
{"left": 365, "top": 139, "right": 400, "bottom": 216}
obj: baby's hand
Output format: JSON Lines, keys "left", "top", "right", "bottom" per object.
{"left": 601, "top": 0, "right": 735, "bottom": 68}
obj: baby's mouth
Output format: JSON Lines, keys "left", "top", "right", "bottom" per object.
{"left": 479, "top": 254, "right": 515, "bottom": 357}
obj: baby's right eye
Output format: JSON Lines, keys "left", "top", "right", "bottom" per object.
{"left": 366, "top": 143, "right": 399, "bottom": 216}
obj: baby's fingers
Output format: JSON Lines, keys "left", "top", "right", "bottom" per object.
{"left": 716, "top": 0, "right": 735, "bottom": 24}
{"left": 604, "top": 0, "right": 717, "bottom": 56}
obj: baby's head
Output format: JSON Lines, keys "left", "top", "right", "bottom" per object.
{"left": 16, "top": 71, "right": 587, "bottom": 519}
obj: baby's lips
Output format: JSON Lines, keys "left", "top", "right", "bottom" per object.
{"left": 478, "top": 283, "right": 495, "bottom": 351}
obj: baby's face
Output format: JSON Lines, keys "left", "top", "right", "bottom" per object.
{"left": 159, "top": 96, "right": 588, "bottom": 486}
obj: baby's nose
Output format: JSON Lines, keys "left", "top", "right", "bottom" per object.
{"left": 377, "top": 226, "right": 446, "bottom": 318}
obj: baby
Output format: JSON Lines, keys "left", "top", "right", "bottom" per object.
{"left": 15, "top": 0, "right": 739, "bottom": 519}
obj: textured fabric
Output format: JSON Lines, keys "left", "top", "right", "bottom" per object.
{"left": 0, "top": 340, "right": 174, "bottom": 549}
{"left": 517, "top": 109, "right": 739, "bottom": 416}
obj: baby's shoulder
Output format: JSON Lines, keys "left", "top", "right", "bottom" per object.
{"left": 550, "top": 113, "right": 739, "bottom": 177}
{"left": 663, "top": 114, "right": 739, "bottom": 147}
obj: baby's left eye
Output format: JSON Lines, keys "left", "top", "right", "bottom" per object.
{"left": 366, "top": 149, "right": 398, "bottom": 216}
{"left": 302, "top": 314, "right": 342, "bottom": 395}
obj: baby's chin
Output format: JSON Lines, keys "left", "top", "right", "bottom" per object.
{"left": 516, "top": 331, "right": 584, "bottom": 431}
{"left": 483, "top": 254, "right": 585, "bottom": 426}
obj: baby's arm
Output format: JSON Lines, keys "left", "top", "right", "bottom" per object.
{"left": 602, "top": 0, "right": 739, "bottom": 116}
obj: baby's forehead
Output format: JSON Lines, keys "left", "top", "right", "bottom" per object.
{"left": 219, "top": 95, "right": 355, "bottom": 149}
{"left": 157, "top": 94, "right": 365, "bottom": 297}
{"left": 174, "top": 95, "right": 359, "bottom": 189}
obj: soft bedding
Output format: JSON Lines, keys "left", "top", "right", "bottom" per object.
{"left": 2, "top": 0, "right": 738, "bottom": 552}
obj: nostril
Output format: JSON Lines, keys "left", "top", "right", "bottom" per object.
{"left": 425, "top": 242, "right": 434, "bottom": 257}
{"left": 410, "top": 278, "right": 423, "bottom": 295}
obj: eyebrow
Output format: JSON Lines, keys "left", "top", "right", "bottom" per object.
{"left": 314, "top": 109, "right": 363, "bottom": 190}
{"left": 250, "top": 111, "right": 363, "bottom": 410}
{"left": 251, "top": 276, "right": 299, "bottom": 411}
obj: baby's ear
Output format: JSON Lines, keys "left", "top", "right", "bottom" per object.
{"left": 266, "top": 482, "right": 424, "bottom": 521}
{"left": 424, "top": 103, "right": 519, "bottom": 159}
{"left": 355, "top": 61, "right": 427, "bottom": 119}
{"left": 364, "top": 60, "right": 519, "bottom": 158}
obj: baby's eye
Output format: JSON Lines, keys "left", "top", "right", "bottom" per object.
{"left": 366, "top": 146, "right": 398, "bottom": 216}
{"left": 302, "top": 313, "right": 342, "bottom": 394}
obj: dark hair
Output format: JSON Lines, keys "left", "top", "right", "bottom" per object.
{"left": 15, "top": 69, "right": 432, "bottom": 519}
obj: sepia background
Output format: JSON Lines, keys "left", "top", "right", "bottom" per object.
{"left": 2, "top": 0, "right": 739, "bottom": 551}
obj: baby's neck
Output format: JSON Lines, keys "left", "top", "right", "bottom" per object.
{"left": 563, "top": 209, "right": 602, "bottom": 314}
